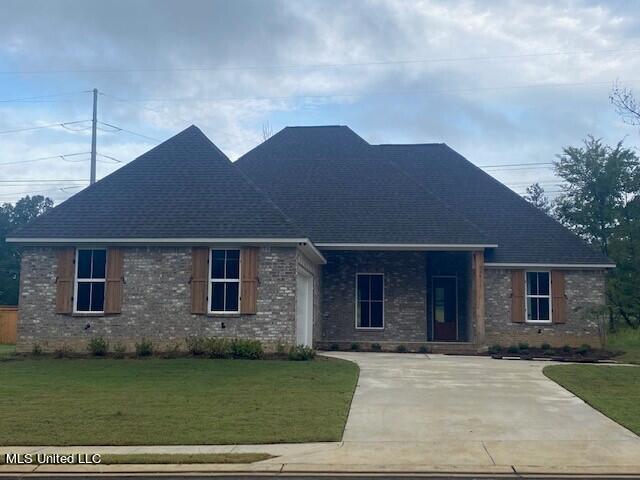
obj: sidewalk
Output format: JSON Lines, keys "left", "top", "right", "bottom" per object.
{"left": 2, "top": 440, "right": 640, "bottom": 476}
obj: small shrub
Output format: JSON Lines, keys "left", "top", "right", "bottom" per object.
{"left": 543, "top": 349, "right": 555, "bottom": 356}
{"left": 276, "top": 342, "right": 287, "bottom": 356}
{"left": 161, "top": 342, "right": 182, "bottom": 359}
{"left": 350, "top": 342, "right": 360, "bottom": 351}
{"left": 135, "top": 339, "right": 153, "bottom": 357}
{"left": 54, "top": 344, "right": 74, "bottom": 358}
{"left": 395, "top": 344, "right": 407, "bottom": 353}
{"left": 204, "top": 338, "right": 232, "bottom": 359}
{"left": 32, "top": 343, "right": 42, "bottom": 356}
{"left": 541, "top": 342, "right": 552, "bottom": 350}
{"left": 329, "top": 343, "right": 340, "bottom": 351}
{"left": 185, "top": 336, "right": 206, "bottom": 356}
{"left": 288, "top": 345, "right": 316, "bottom": 361}
{"left": 488, "top": 344, "right": 502, "bottom": 355}
{"left": 562, "top": 344, "right": 572, "bottom": 353}
{"left": 88, "top": 337, "right": 109, "bottom": 356}
{"left": 576, "top": 344, "right": 591, "bottom": 355}
{"left": 518, "top": 342, "right": 529, "bottom": 351}
{"left": 112, "top": 342, "right": 126, "bottom": 359}
{"left": 418, "top": 345, "right": 428, "bottom": 354}
{"left": 506, "top": 344, "right": 520, "bottom": 354}
{"left": 231, "top": 338, "right": 264, "bottom": 359}
{"left": 371, "top": 343, "right": 382, "bottom": 351}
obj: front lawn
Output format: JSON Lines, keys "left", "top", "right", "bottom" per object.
{"left": 0, "top": 357, "right": 358, "bottom": 445}
{"left": 0, "top": 344, "right": 15, "bottom": 357}
{"left": 544, "top": 364, "right": 640, "bottom": 435}
{"left": 608, "top": 327, "right": 640, "bottom": 364}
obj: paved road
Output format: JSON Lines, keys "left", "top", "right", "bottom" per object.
{"left": 0, "top": 475, "right": 636, "bottom": 479}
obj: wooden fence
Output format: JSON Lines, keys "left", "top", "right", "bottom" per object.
{"left": 0, "top": 306, "right": 17, "bottom": 344}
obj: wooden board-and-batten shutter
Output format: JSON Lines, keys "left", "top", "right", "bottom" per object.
{"left": 551, "top": 270, "right": 567, "bottom": 324}
{"left": 191, "top": 247, "right": 209, "bottom": 314}
{"left": 511, "top": 270, "right": 525, "bottom": 323}
{"left": 104, "top": 247, "right": 124, "bottom": 314}
{"left": 55, "top": 247, "right": 75, "bottom": 314}
{"left": 240, "top": 247, "right": 259, "bottom": 314}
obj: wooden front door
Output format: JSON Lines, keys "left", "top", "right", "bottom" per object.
{"left": 433, "top": 276, "right": 457, "bottom": 341}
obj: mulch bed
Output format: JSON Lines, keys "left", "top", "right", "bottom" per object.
{"left": 488, "top": 346, "right": 621, "bottom": 363}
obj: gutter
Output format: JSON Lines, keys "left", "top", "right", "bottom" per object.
{"left": 5, "top": 236, "right": 327, "bottom": 265}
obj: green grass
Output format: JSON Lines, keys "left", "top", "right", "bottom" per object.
{"left": 94, "top": 453, "right": 271, "bottom": 464}
{"left": 0, "top": 357, "right": 358, "bottom": 445}
{"left": 608, "top": 327, "right": 640, "bottom": 364}
{"left": 0, "top": 344, "right": 15, "bottom": 357}
{"left": 0, "top": 453, "right": 273, "bottom": 465}
{"left": 544, "top": 364, "right": 640, "bottom": 435}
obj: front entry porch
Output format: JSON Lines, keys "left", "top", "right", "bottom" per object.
{"left": 319, "top": 249, "right": 486, "bottom": 351}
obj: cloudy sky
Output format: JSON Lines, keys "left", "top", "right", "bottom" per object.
{"left": 1, "top": 0, "right": 639, "bottom": 204}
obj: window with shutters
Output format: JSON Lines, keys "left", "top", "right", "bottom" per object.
{"left": 356, "top": 273, "right": 384, "bottom": 329}
{"left": 209, "top": 249, "right": 240, "bottom": 313}
{"left": 74, "top": 249, "right": 106, "bottom": 313}
{"left": 525, "top": 271, "right": 551, "bottom": 323}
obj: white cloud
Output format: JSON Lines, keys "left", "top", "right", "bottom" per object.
{"left": 0, "top": 0, "right": 639, "bottom": 203}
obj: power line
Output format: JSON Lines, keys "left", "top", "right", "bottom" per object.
{"left": 0, "top": 120, "right": 91, "bottom": 135}
{"left": 97, "top": 79, "right": 636, "bottom": 106}
{"left": 1, "top": 47, "right": 639, "bottom": 75}
{"left": 0, "top": 90, "right": 90, "bottom": 103}
{"left": 479, "top": 161, "right": 554, "bottom": 168}
{"left": 97, "top": 153, "right": 122, "bottom": 163}
{"left": 97, "top": 121, "right": 161, "bottom": 142}
{"left": 0, "top": 185, "right": 84, "bottom": 198}
{"left": 0, "top": 179, "right": 87, "bottom": 182}
{"left": 99, "top": 93, "right": 243, "bottom": 140}
{"left": 0, "top": 152, "right": 90, "bottom": 166}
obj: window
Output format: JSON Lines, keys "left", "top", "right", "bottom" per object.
{"left": 356, "top": 273, "right": 384, "bottom": 329}
{"left": 75, "top": 249, "right": 106, "bottom": 313}
{"left": 209, "top": 249, "right": 240, "bottom": 313}
{"left": 526, "top": 271, "right": 551, "bottom": 322}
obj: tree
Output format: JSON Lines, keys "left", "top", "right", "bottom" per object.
{"left": 610, "top": 81, "right": 640, "bottom": 128}
{"left": 0, "top": 195, "right": 53, "bottom": 305}
{"left": 554, "top": 136, "right": 638, "bottom": 256}
{"left": 524, "top": 182, "right": 552, "bottom": 215}
{"left": 553, "top": 137, "right": 640, "bottom": 328}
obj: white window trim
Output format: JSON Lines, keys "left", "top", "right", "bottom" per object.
{"left": 73, "top": 248, "right": 106, "bottom": 314}
{"left": 208, "top": 248, "right": 241, "bottom": 315}
{"left": 354, "top": 272, "right": 385, "bottom": 330}
{"left": 525, "top": 270, "right": 552, "bottom": 324}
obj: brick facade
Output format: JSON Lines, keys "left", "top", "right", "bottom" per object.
{"left": 320, "top": 251, "right": 427, "bottom": 344}
{"left": 484, "top": 268, "right": 606, "bottom": 348}
{"left": 17, "top": 246, "right": 607, "bottom": 353}
{"left": 17, "top": 246, "right": 300, "bottom": 353}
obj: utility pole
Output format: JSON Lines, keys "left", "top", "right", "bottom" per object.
{"left": 90, "top": 88, "right": 98, "bottom": 185}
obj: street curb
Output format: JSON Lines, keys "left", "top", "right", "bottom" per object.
{"left": 3, "top": 462, "right": 640, "bottom": 476}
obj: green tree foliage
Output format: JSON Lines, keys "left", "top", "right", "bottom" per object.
{"left": 553, "top": 137, "right": 640, "bottom": 328}
{"left": 0, "top": 195, "right": 53, "bottom": 305}
{"left": 524, "top": 182, "right": 553, "bottom": 215}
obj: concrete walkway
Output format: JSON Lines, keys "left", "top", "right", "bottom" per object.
{"left": 1, "top": 353, "right": 639, "bottom": 475}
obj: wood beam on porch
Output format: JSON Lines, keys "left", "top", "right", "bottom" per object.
{"left": 472, "top": 251, "right": 486, "bottom": 345}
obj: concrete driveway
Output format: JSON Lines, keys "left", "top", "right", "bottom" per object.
{"left": 271, "top": 352, "right": 640, "bottom": 473}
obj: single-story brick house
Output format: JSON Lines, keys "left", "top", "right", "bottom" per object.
{"left": 7, "top": 125, "right": 614, "bottom": 353}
